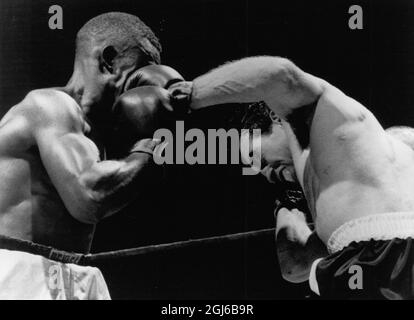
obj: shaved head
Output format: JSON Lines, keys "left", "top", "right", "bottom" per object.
{"left": 75, "top": 12, "right": 161, "bottom": 64}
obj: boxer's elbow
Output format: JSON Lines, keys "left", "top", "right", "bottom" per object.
{"left": 74, "top": 181, "right": 122, "bottom": 224}
{"left": 68, "top": 188, "right": 123, "bottom": 224}
{"left": 67, "top": 170, "right": 121, "bottom": 224}
{"left": 257, "top": 57, "right": 304, "bottom": 111}
{"left": 73, "top": 157, "right": 153, "bottom": 223}
{"left": 278, "top": 254, "right": 312, "bottom": 284}
{"left": 65, "top": 191, "right": 104, "bottom": 225}
{"left": 281, "top": 268, "right": 310, "bottom": 284}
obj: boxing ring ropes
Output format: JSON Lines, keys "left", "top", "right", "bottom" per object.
{"left": 0, "top": 183, "right": 308, "bottom": 268}
{"left": 87, "top": 227, "right": 275, "bottom": 263}
{"left": 0, "top": 227, "right": 276, "bottom": 265}
{"left": 0, "top": 187, "right": 308, "bottom": 298}
{"left": 0, "top": 226, "right": 289, "bottom": 299}
{"left": 90, "top": 227, "right": 280, "bottom": 298}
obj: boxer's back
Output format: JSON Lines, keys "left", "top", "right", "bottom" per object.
{"left": 302, "top": 84, "right": 414, "bottom": 243}
{"left": 0, "top": 90, "right": 95, "bottom": 253}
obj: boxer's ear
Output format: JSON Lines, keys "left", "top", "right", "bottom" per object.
{"left": 101, "top": 46, "right": 118, "bottom": 74}
{"left": 139, "top": 38, "right": 161, "bottom": 65}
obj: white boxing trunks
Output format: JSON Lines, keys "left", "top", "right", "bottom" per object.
{"left": 0, "top": 249, "right": 110, "bottom": 300}
{"left": 0, "top": 235, "right": 111, "bottom": 300}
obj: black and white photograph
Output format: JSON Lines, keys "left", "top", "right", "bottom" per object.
{"left": 0, "top": 0, "right": 414, "bottom": 306}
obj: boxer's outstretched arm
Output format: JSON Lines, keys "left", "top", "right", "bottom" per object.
{"left": 27, "top": 90, "right": 157, "bottom": 224}
{"left": 190, "top": 56, "right": 325, "bottom": 118}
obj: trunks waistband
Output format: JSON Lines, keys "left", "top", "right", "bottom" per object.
{"left": 327, "top": 211, "right": 414, "bottom": 254}
{"left": 0, "top": 235, "right": 87, "bottom": 265}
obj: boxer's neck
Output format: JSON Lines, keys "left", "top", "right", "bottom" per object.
{"left": 65, "top": 68, "right": 114, "bottom": 149}
{"left": 65, "top": 68, "right": 85, "bottom": 106}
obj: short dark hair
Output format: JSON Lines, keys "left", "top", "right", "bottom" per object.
{"left": 240, "top": 101, "right": 277, "bottom": 134}
{"left": 76, "top": 12, "right": 161, "bottom": 64}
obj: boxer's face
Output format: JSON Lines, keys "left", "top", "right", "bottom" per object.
{"left": 241, "top": 122, "right": 296, "bottom": 183}
{"left": 101, "top": 46, "right": 149, "bottom": 97}
{"left": 81, "top": 45, "right": 148, "bottom": 119}
{"left": 261, "top": 123, "right": 296, "bottom": 182}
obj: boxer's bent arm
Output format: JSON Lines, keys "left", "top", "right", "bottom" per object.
{"left": 276, "top": 229, "right": 327, "bottom": 283}
{"left": 29, "top": 92, "right": 154, "bottom": 224}
{"left": 36, "top": 126, "right": 154, "bottom": 224}
{"left": 78, "top": 151, "right": 156, "bottom": 221}
{"left": 190, "top": 56, "right": 324, "bottom": 118}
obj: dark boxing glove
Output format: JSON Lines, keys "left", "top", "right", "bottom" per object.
{"left": 110, "top": 65, "right": 189, "bottom": 157}
{"left": 123, "top": 65, "right": 185, "bottom": 93}
{"left": 111, "top": 85, "right": 173, "bottom": 157}
{"left": 123, "top": 65, "right": 190, "bottom": 116}
{"left": 272, "top": 166, "right": 312, "bottom": 227}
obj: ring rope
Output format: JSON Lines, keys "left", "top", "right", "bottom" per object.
{"left": 86, "top": 228, "right": 275, "bottom": 262}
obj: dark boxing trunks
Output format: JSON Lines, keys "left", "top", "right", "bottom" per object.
{"left": 309, "top": 212, "right": 414, "bottom": 300}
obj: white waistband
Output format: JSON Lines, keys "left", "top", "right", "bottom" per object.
{"left": 327, "top": 212, "right": 414, "bottom": 254}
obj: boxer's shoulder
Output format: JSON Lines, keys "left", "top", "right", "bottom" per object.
{"left": 18, "top": 88, "right": 84, "bottom": 132}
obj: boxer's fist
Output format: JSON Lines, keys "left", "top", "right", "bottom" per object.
{"left": 123, "top": 65, "right": 185, "bottom": 93}
{"left": 169, "top": 81, "right": 193, "bottom": 110}
{"left": 111, "top": 86, "right": 173, "bottom": 156}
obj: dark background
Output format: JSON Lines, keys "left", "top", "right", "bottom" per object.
{"left": 1, "top": 0, "right": 414, "bottom": 299}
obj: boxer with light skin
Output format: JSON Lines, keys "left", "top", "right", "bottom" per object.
{"left": 0, "top": 12, "right": 184, "bottom": 299}
{"left": 239, "top": 103, "right": 297, "bottom": 184}
{"left": 171, "top": 56, "right": 414, "bottom": 299}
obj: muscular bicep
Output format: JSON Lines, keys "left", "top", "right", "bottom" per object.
{"left": 309, "top": 85, "right": 388, "bottom": 179}
{"left": 35, "top": 126, "right": 102, "bottom": 223}
{"left": 23, "top": 89, "right": 149, "bottom": 223}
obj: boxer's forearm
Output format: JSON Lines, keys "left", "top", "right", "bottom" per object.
{"left": 276, "top": 230, "right": 327, "bottom": 283}
{"left": 190, "top": 56, "right": 284, "bottom": 108}
{"left": 80, "top": 152, "right": 155, "bottom": 222}
{"left": 190, "top": 56, "right": 323, "bottom": 118}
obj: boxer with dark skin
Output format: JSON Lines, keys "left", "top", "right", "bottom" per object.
{"left": 0, "top": 12, "right": 166, "bottom": 254}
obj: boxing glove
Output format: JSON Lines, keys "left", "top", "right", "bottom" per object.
{"left": 111, "top": 86, "right": 174, "bottom": 157}
{"left": 123, "top": 65, "right": 185, "bottom": 93}
{"left": 123, "top": 65, "right": 190, "bottom": 116}
{"left": 168, "top": 81, "right": 193, "bottom": 114}
{"left": 273, "top": 171, "right": 312, "bottom": 228}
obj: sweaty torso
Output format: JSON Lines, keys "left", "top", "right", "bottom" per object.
{"left": 0, "top": 89, "right": 96, "bottom": 253}
{"left": 290, "top": 84, "right": 414, "bottom": 244}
